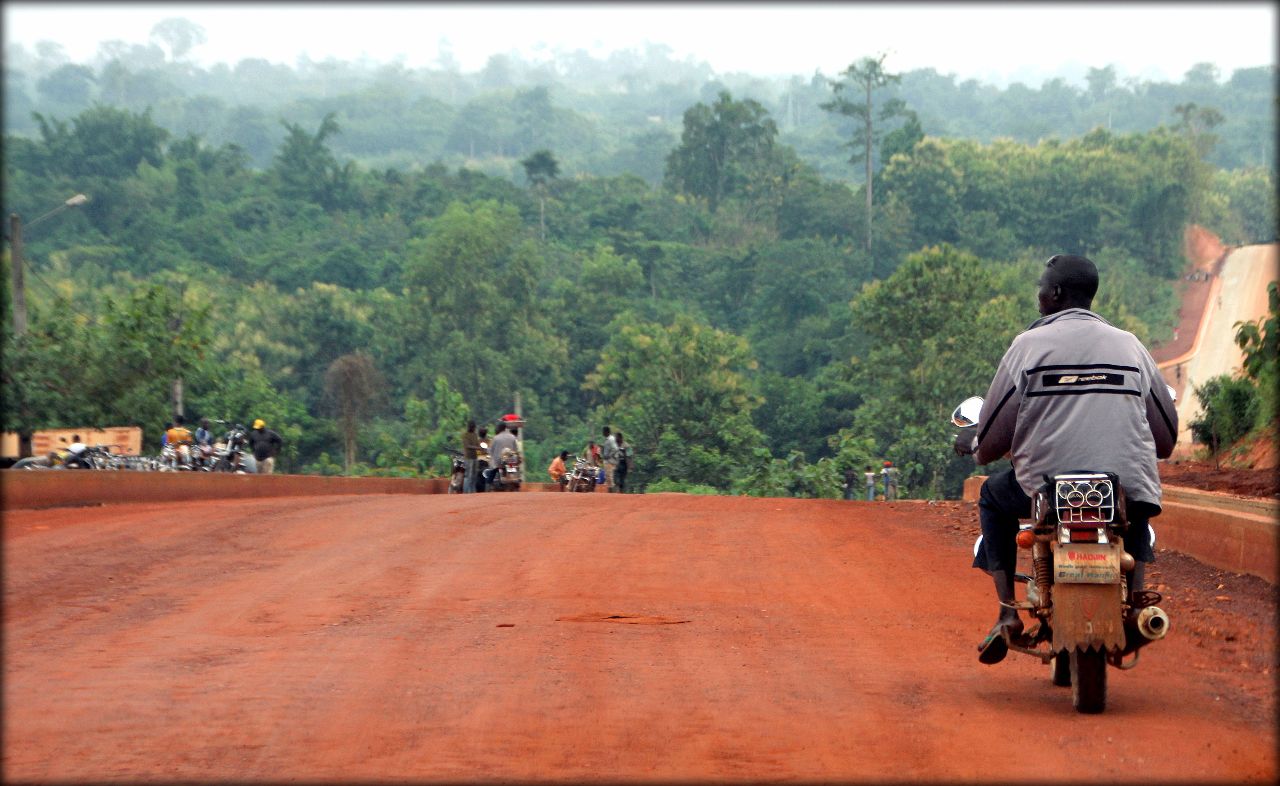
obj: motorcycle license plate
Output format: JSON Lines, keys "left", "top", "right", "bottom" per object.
{"left": 1054, "top": 543, "right": 1121, "bottom": 584}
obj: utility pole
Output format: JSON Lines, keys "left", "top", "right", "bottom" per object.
{"left": 172, "top": 378, "right": 184, "bottom": 417}
{"left": 514, "top": 390, "right": 524, "bottom": 482}
{"left": 168, "top": 280, "right": 187, "bottom": 417}
{"left": 9, "top": 214, "right": 26, "bottom": 336}
{"left": 8, "top": 195, "right": 88, "bottom": 338}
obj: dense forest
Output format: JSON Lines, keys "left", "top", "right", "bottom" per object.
{"left": 5, "top": 34, "right": 1275, "bottom": 178}
{"left": 3, "top": 32, "right": 1276, "bottom": 497}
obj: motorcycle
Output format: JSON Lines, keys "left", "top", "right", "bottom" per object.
{"left": 159, "top": 441, "right": 197, "bottom": 471}
{"left": 211, "top": 421, "right": 254, "bottom": 473}
{"left": 448, "top": 450, "right": 466, "bottom": 493}
{"left": 951, "top": 395, "right": 1171, "bottom": 714}
{"left": 565, "top": 455, "right": 598, "bottom": 493}
{"left": 189, "top": 440, "right": 218, "bottom": 471}
{"left": 474, "top": 441, "right": 491, "bottom": 492}
{"left": 13, "top": 450, "right": 67, "bottom": 469}
{"left": 486, "top": 447, "right": 522, "bottom": 492}
{"left": 74, "top": 445, "right": 124, "bottom": 470}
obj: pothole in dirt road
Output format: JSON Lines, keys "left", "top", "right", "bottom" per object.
{"left": 556, "top": 612, "right": 691, "bottom": 625}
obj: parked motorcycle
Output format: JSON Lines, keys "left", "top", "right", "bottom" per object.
{"left": 951, "top": 395, "right": 1171, "bottom": 714}
{"left": 159, "top": 441, "right": 196, "bottom": 471}
{"left": 565, "top": 455, "right": 598, "bottom": 493}
{"left": 13, "top": 453, "right": 61, "bottom": 469}
{"left": 211, "top": 421, "right": 253, "bottom": 473}
{"left": 448, "top": 450, "right": 466, "bottom": 493}
{"left": 188, "top": 440, "right": 217, "bottom": 471}
{"left": 73, "top": 445, "right": 124, "bottom": 470}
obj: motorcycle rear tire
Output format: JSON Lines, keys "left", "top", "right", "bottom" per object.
{"left": 1070, "top": 648, "right": 1107, "bottom": 713}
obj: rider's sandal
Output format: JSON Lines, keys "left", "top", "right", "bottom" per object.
{"left": 977, "top": 624, "right": 1010, "bottom": 665}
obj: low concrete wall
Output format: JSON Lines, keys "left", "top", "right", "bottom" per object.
{"left": 960, "top": 475, "right": 1277, "bottom": 584}
{"left": 0, "top": 472, "right": 618, "bottom": 509}
{"left": 1158, "top": 486, "right": 1277, "bottom": 584}
{"left": 1, "top": 471, "right": 448, "bottom": 510}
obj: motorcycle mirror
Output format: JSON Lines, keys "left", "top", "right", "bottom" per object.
{"left": 951, "top": 396, "right": 985, "bottom": 428}
{"left": 1166, "top": 384, "right": 1178, "bottom": 403}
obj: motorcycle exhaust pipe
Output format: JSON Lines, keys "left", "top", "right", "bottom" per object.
{"left": 1135, "top": 606, "right": 1170, "bottom": 640}
{"left": 1122, "top": 606, "right": 1170, "bottom": 654}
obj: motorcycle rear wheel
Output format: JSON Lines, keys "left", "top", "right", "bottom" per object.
{"left": 1070, "top": 648, "right": 1107, "bottom": 713}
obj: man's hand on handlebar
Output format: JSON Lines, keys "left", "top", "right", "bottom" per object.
{"left": 953, "top": 428, "right": 978, "bottom": 457}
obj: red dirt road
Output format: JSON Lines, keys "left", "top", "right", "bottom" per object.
{"left": 4, "top": 493, "right": 1275, "bottom": 782}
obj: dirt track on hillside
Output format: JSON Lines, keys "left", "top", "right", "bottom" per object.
{"left": 4, "top": 494, "right": 1275, "bottom": 782}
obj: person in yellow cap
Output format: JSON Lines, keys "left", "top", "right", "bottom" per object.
{"left": 246, "top": 418, "right": 283, "bottom": 474}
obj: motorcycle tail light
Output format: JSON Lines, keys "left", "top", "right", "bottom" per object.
{"left": 1069, "top": 529, "right": 1100, "bottom": 543}
{"left": 1054, "top": 473, "right": 1115, "bottom": 526}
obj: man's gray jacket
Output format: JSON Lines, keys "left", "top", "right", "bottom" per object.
{"left": 490, "top": 431, "right": 519, "bottom": 463}
{"left": 975, "top": 308, "right": 1178, "bottom": 506}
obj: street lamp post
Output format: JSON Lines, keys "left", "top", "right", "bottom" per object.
{"left": 9, "top": 194, "right": 88, "bottom": 337}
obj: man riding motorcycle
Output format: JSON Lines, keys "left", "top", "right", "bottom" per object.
{"left": 956, "top": 254, "right": 1178, "bottom": 664}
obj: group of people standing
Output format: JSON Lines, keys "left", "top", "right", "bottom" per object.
{"left": 162, "top": 414, "right": 283, "bottom": 473}
{"left": 548, "top": 426, "right": 632, "bottom": 493}
{"left": 844, "top": 461, "right": 898, "bottom": 501}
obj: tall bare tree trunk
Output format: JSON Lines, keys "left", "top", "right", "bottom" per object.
{"left": 865, "top": 82, "right": 873, "bottom": 252}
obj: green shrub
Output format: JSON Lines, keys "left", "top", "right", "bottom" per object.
{"left": 1190, "top": 375, "right": 1260, "bottom": 458}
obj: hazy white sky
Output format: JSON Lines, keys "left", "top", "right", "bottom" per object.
{"left": 4, "top": 2, "right": 1276, "bottom": 86}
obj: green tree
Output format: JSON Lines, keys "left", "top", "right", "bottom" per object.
{"left": 1190, "top": 375, "right": 1259, "bottom": 467}
{"left": 880, "top": 109, "right": 924, "bottom": 162}
{"left": 149, "top": 17, "right": 207, "bottom": 61}
{"left": 822, "top": 54, "right": 911, "bottom": 250}
{"left": 664, "top": 90, "right": 778, "bottom": 214}
{"left": 584, "top": 314, "right": 766, "bottom": 490}
{"left": 369, "top": 375, "right": 471, "bottom": 477}
{"left": 835, "top": 245, "right": 1028, "bottom": 497}
{"left": 271, "top": 112, "right": 356, "bottom": 211}
{"left": 521, "top": 148, "right": 559, "bottom": 240}
{"left": 879, "top": 137, "right": 964, "bottom": 247}
{"left": 1234, "top": 280, "right": 1279, "bottom": 426}
{"left": 35, "top": 64, "right": 96, "bottom": 108}
{"left": 34, "top": 105, "right": 169, "bottom": 180}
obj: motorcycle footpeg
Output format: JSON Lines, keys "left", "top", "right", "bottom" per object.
{"left": 1006, "top": 638, "right": 1054, "bottom": 663}
{"left": 1020, "top": 621, "right": 1048, "bottom": 644}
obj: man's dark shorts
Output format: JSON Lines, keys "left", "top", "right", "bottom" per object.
{"left": 972, "top": 468, "right": 1157, "bottom": 573}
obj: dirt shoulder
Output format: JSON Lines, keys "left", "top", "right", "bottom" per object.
{"left": 1161, "top": 459, "right": 1279, "bottom": 499}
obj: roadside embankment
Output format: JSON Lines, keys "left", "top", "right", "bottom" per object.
{"left": 962, "top": 476, "right": 1277, "bottom": 583}
{"left": 2, "top": 471, "right": 446, "bottom": 509}
{"left": 0, "top": 471, "right": 589, "bottom": 510}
